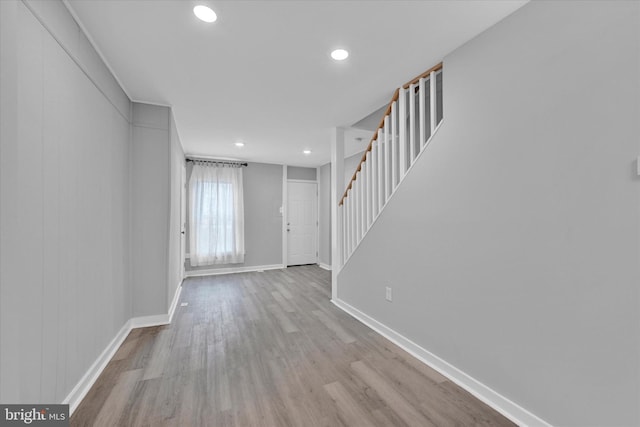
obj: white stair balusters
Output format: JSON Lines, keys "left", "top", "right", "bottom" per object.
{"left": 430, "top": 70, "right": 437, "bottom": 136}
{"left": 409, "top": 82, "right": 416, "bottom": 163}
{"left": 338, "top": 63, "right": 443, "bottom": 263}
{"left": 419, "top": 77, "right": 426, "bottom": 150}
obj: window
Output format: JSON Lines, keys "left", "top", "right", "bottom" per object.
{"left": 189, "top": 162, "right": 244, "bottom": 266}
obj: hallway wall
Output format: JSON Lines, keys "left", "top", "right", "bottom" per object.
{"left": 0, "top": 0, "right": 132, "bottom": 403}
{"left": 337, "top": 1, "right": 640, "bottom": 425}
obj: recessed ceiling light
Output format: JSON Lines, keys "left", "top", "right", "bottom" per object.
{"left": 235, "top": 142, "right": 245, "bottom": 147}
{"left": 193, "top": 5, "right": 217, "bottom": 23}
{"left": 331, "top": 49, "right": 349, "bottom": 61}
{"left": 303, "top": 150, "right": 312, "bottom": 155}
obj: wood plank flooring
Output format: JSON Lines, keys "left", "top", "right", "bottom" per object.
{"left": 71, "top": 266, "right": 515, "bottom": 427}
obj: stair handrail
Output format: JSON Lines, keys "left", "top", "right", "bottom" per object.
{"left": 339, "top": 62, "right": 443, "bottom": 206}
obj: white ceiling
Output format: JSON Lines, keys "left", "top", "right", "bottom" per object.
{"left": 65, "top": 0, "right": 527, "bottom": 167}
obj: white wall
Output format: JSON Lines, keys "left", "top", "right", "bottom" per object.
{"left": 337, "top": 1, "right": 639, "bottom": 426}
{"left": 0, "top": 0, "right": 131, "bottom": 403}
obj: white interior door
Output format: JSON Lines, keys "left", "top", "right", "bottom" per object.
{"left": 287, "top": 181, "right": 318, "bottom": 266}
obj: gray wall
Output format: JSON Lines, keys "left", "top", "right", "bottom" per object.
{"left": 0, "top": 0, "right": 131, "bottom": 403}
{"left": 186, "top": 161, "right": 283, "bottom": 271}
{"left": 337, "top": 2, "right": 639, "bottom": 426}
{"left": 0, "top": 0, "right": 185, "bottom": 403}
{"left": 287, "top": 165, "right": 316, "bottom": 181}
{"left": 131, "top": 103, "right": 171, "bottom": 317}
{"left": 318, "top": 163, "right": 331, "bottom": 266}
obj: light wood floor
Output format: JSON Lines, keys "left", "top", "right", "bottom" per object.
{"left": 71, "top": 265, "right": 515, "bottom": 427}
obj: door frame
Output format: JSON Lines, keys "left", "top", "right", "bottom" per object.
{"left": 284, "top": 178, "right": 318, "bottom": 267}
{"left": 180, "top": 164, "right": 187, "bottom": 279}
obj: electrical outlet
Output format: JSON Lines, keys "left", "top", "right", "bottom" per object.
{"left": 385, "top": 287, "right": 392, "bottom": 302}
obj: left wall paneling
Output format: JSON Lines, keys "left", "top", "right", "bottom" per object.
{"left": 0, "top": 0, "right": 132, "bottom": 403}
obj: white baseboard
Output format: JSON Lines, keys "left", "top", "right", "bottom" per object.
{"left": 331, "top": 298, "right": 551, "bottom": 427}
{"left": 318, "top": 262, "right": 332, "bottom": 271}
{"left": 63, "top": 318, "right": 132, "bottom": 415}
{"left": 129, "top": 313, "right": 170, "bottom": 329}
{"left": 184, "top": 263, "right": 284, "bottom": 278}
{"left": 168, "top": 280, "right": 183, "bottom": 324}
{"left": 64, "top": 282, "right": 184, "bottom": 416}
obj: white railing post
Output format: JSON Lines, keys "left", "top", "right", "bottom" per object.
{"left": 368, "top": 155, "right": 372, "bottom": 220}
{"left": 345, "top": 195, "right": 350, "bottom": 259}
{"left": 349, "top": 186, "right": 358, "bottom": 255}
{"left": 371, "top": 141, "right": 377, "bottom": 219}
{"left": 357, "top": 173, "right": 363, "bottom": 243}
{"left": 391, "top": 100, "right": 398, "bottom": 190}
{"left": 330, "top": 127, "right": 344, "bottom": 298}
{"left": 364, "top": 153, "right": 370, "bottom": 228}
{"left": 376, "top": 129, "right": 383, "bottom": 215}
{"left": 409, "top": 83, "right": 416, "bottom": 164}
{"left": 360, "top": 169, "right": 365, "bottom": 238}
{"left": 339, "top": 204, "right": 343, "bottom": 263}
{"left": 351, "top": 173, "right": 360, "bottom": 246}
{"left": 361, "top": 161, "right": 367, "bottom": 231}
{"left": 430, "top": 71, "right": 437, "bottom": 135}
{"left": 419, "top": 77, "right": 426, "bottom": 150}
{"left": 341, "top": 200, "right": 346, "bottom": 262}
{"left": 399, "top": 88, "right": 407, "bottom": 179}
{"left": 371, "top": 144, "right": 376, "bottom": 219}
{"left": 384, "top": 115, "right": 390, "bottom": 201}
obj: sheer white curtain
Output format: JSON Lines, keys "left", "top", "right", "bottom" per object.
{"left": 189, "top": 162, "right": 244, "bottom": 266}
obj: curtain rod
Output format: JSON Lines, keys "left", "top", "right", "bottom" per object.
{"left": 186, "top": 158, "right": 248, "bottom": 167}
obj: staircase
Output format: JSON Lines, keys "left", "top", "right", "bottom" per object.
{"left": 339, "top": 62, "right": 443, "bottom": 265}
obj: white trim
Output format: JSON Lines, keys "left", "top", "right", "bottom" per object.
{"left": 64, "top": 283, "right": 184, "bottom": 415}
{"left": 130, "top": 313, "right": 170, "bottom": 329}
{"left": 318, "top": 262, "right": 332, "bottom": 271}
{"left": 184, "top": 263, "right": 284, "bottom": 278}
{"left": 61, "top": 0, "right": 133, "bottom": 101}
{"left": 180, "top": 162, "right": 187, "bottom": 278}
{"left": 21, "top": 0, "right": 129, "bottom": 123}
{"left": 282, "top": 165, "right": 288, "bottom": 267}
{"left": 129, "top": 98, "right": 172, "bottom": 108}
{"left": 331, "top": 298, "right": 552, "bottom": 427}
{"left": 63, "top": 319, "right": 132, "bottom": 415}
{"left": 287, "top": 178, "right": 318, "bottom": 183}
{"left": 167, "top": 281, "right": 183, "bottom": 324}
{"left": 316, "top": 166, "right": 321, "bottom": 265}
